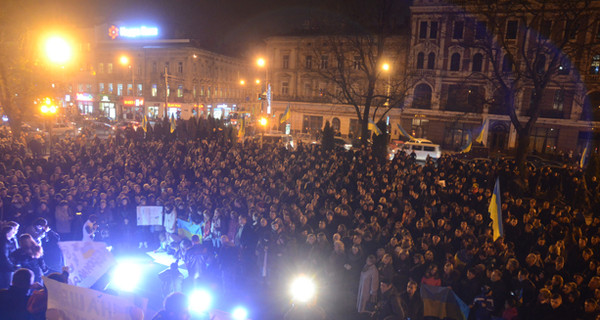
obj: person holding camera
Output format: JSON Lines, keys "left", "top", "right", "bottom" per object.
{"left": 82, "top": 214, "right": 99, "bottom": 242}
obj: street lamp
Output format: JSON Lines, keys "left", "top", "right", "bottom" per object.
{"left": 120, "top": 54, "right": 140, "bottom": 120}
{"left": 382, "top": 63, "right": 391, "bottom": 107}
{"left": 257, "top": 58, "right": 270, "bottom": 114}
{"left": 259, "top": 116, "right": 268, "bottom": 148}
{"left": 40, "top": 98, "right": 58, "bottom": 155}
{"left": 45, "top": 36, "right": 72, "bottom": 65}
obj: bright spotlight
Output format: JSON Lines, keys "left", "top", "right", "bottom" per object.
{"left": 231, "top": 306, "right": 249, "bottom": 320}
{"left": 289, "top": 275, "right": 316, "bottom": 303}
{"left": 45, "top": 36, "right": 72, "bottom": 65}
{"left": 189, "top": 289, "right": 212, "bottom": 314}
{"left": 112, "top": 261, "right": 142, "bottom": 292}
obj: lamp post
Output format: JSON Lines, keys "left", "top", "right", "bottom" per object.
{"left": 120, "top": 55, "right": 139, "bottom": 120}
{"left": 40, "top": 98, "right": 57, "bottom": 155}
{"left": 44, "top": 35, "right": 72, "bottom": 114}
{"left": 259, "top": 116, "right": 267, "bottom": 148}
{"left": 257, "top": 58, "right": 270, "bottom": 114}
{"left": 382, "top": 63, "right": 391, "bottom": 107}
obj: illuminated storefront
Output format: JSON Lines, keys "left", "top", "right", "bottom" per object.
{"left": 99, "top": 95, "right": 116, "bottom": 119}
{"left": 76, "top": 93, "right": 94, "bottom": 115}
{"left": 122, "top": 97, "right": 145, "bottom": 120}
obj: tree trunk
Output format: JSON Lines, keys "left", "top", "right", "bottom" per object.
{"left": 515, "top": 127, "right": 531, "bottom": 185}
{"left": 360, "top": 104, "right": 371, "bottom": 146}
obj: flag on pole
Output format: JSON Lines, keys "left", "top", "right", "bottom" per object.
{"left": 170, "top": 114, "right": 176, "bottom": 133}
{"left": 141, "top": 114, "right": 148, "bottom": 133}
{"left": 474, "top": 119, "right": 488, "bottom": 144}
{"left": 368, "top": 119, "right": 382, "bottom": 135}
{"left": 580, "top": 142, "right": 590, "bottom": 168}
{"left": 280, "top": 104, "right": 291, "bottom": 124}
{"left": 489, "top": 178, "right": 504, "bottom": 241}
{"left": 238, "top": 117, "right": 245, "bottom": 138}
{"left": 396, "top": 123, "right": 415, "bottom": 140}
{"left": 460, "top": 133, "right": 472, "bottom": 153}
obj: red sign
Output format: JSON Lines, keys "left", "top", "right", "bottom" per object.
{"left": 123, "top": 97, "right": 144, "bottom": 106}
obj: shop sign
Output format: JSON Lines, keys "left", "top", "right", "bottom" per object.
{"left": 123, "top": 97, "right": 144, "bottom": 106}
{"left": 108, "top": 25, "right": 158, "bottom": 40}
{"left": 76, "top": 93, "right": 93, "bottom": 102}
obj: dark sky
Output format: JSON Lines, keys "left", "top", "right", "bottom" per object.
{"left": 55, "top": 0, "right": 334, "bottom": 55}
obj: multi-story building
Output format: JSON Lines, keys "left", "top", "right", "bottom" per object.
{"left": 263, "top": 0, "right": 600, "bottom": 153}
{"left": 64, "top": 23, "right": 256, "bottom": 121}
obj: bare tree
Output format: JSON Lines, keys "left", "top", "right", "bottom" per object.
{"left": 452, "top": 0, "right": 599, "bottom": 176}
{"left": 305, "top": 0, "right": 412, "bottom": 145}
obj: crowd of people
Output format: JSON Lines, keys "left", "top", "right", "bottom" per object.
{"left": 0, "top": 117, "right": 599, "bottom": 320}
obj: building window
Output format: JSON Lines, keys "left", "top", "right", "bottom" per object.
{"left": 354, "top": 56, "right": 361, "bottom": 70}
{"left": 78, "top": 83, "right": 84, "bottom": 92}
{"left": 453, "top": 21, "right": 464, "bottom": 39}
{"left": 553, "top": 90, "right": 564, "bottom": 111}
{"left": 475, "top": 21, "right": 487, "bottom": 40}
{"left": 99, "top": 83, "right": 104, "bottom": 93}
{"left": 590, "top": 55, "right": 600, "bottom": 74}
{"left": 320, "top": 55, "right": 329, "bottom": 69}
{"left": 177, "top": 85, "right": 183, "bottom": 97}
{"left": 472, "top": 53, "right": 483, "bottom": 72}
{"left": 178, "top": 62, "right": 183, "bottom": 73}
{"left": 98, "top": 63, "right": 104, "bottom": 74}
{"left": 412, "top": 84, "right": 432, "bottom": 109}
{"left": 107, "top": 63, "right": 113, "bottom": 74}
{"left": 117, "top": 83, "right": 123, "bottom": 96}
{"left": 153, "top": 62, "right": 157, "bottom": 73}
{"left": 167, "top": 85, "right": 171, "bottom": 97}
{"left": 201, "top": 86, "right": 205, "bottom": 96}
{"left": 349, "top": 118, "right": 360, "bottom": 137}
{"left": 416, "top": 52, "right": 425, "bottom": 69}
{"left": 282, "top": 55, "right": 289, "bottom": 69}
{"left": 306, "top": 56, "right": 312, "bottom": 69}
{"left": 281, "top": 81, "right": 289, "bottom": 95}
{"left": 304, "top": 83, "right": 312, "bottom": 96}
{"left": 502, "top": 55, "right": 513, "bottom": 73}
{"left": 506, "top": 20, "right": 518, "bottom": 39}
{"left": 419, "top": 21, "right": 428, "bottom": 39}
{"left": 207, "top": 87, "right": 211, "bottom": 98}
{"left": 137, "top": 84, "right": 142, "bottom": 96}
{"left": 530, "top": 127, "right": 559, "bottom": 153}
{"left": 430, "top": 21, "right": 438, "bottom": 39}
{"left": 137, "top": 65, "right": 142, "bottom": 76}
{"left": 108, "top": 83, "right": 113, "bottom": 94}
{"left": 427, "top": 53, "right": 435, "bottom": 69}
{"left": 302, "top": 115, "right": 323, "bottom": 134}
{"left": 152, "top": 84, "right": 157, "bottom": 97}
{"left": 127, "top": 84, "right": 133, "bottom": 96}
{"left": 450, "top": 53, "right": 461, "bottom": 71}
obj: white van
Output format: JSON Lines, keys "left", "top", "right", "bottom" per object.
{"left": 398, "top": 139, "right": 441, "bottom": 161}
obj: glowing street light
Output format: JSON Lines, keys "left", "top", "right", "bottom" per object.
{"left": 45, "top": 36, "right": 72, "bottom": 65}
{"left": 240, "top": 80, "right": 245, "bottom": 85}
{"left": 382, "top": 63, "right": 390, "bottom": 71}
{"left": 257, "top": 58, "right": 266, "bottom": 68}
{"left": 382, "top": 63, "right": 391, "bottom": 107}
{"left": 289, "top": 275, "right": 316, "bottom": 303}
{"left": 259, "top": 117, "right": 268, "bottom": 127}
{"left": 119, "top": 55, "right": 130, "bottom": 66}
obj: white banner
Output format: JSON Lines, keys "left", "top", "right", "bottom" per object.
{"left": 136, "top": 206, "right": 163, "bottom": 226}
{"left": 44, "top": 277, "right": 142, "bottom": 320}
{"left": 58, "top": 241, "right": 115, "bottom": 287}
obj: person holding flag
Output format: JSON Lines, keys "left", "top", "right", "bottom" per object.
{"left": 170, "top": 114, "right": 177, "bottom": 133}
{"left": 368, "top": 119, "right": 382, "bottom": 135}
{"left": 489, "top": 178, "right": 503, "bottom": 241}
{"left": 280, "top": 104, "right": 291, "bottom": 124}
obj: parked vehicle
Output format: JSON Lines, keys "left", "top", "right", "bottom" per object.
{"left": 392, "top": 139, "right": 442, "bottom": 161}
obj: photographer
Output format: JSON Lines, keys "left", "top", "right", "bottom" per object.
{"left": 82, "top": 214, "right": 99, "bottom": 242}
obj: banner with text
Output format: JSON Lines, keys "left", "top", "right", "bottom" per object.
{"left": 58, "top": 241, "right": 115, "bottom": 287}
{"left": 45, "top": 277, "right": 141, "bottom": 320}
{"left": 136, "top": 206, "right": 163, "bottom": 226}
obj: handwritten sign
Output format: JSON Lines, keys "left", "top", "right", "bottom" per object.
{"left": 137, "top": 206, "right": 163, "bottom": 226}
{"left": 58, "top": 241, "right": 115, "bottom": 287}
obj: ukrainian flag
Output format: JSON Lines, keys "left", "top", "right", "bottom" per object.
{"left": 421, "top": 284, "right": 469, "bottom": 320}
{"left": 280, "top": 104, "right": 291, "bottom": 124}
{"left": 396, "top": 123, "right": 415, "bottom": 140}
{"left": 474, "top": 119, "right": 488, "bottom": 144}
{"left": 580, "top": 143, "right": 590, "bottom": 168}
{"left": 368, "top": 119, "right": 382, "bottom": 135}
{"left": 489, "top": 178, "right": 503, "bottom": 241}
{"left": 170, "top": 114, "right": 176, "bottom": 133}
{"left": 460, "top": 133, "right": 472, "bottom": 153}
{"left": 238, "top": 117, "right": 245, "bottom": 138}
{"left": 141, "top": 115, "right": 148, "bottom": 133}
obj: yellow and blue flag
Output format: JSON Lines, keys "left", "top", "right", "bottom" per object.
{"left": 396, "top": 123, "right": 415, "bottom": 140}
{"left": 368, "top": 119, "right": 382, "bottom": 135}
{"left": 421, "top": 284, "right": 469, "bottom": 320}
{"left": 170, "top": 114, "right": 176, "bottom": 133}
{"left": 580, "top": 143, "right": 590, "bottom": 168}
{"left": 141, "top": 115, "right": 148, "bottom": 133}
{"left": 489, "top": 177, "right": 503, "bottom": 241}
{"left": 238, "top": 117, "right": 245, "bottom": 138}
{"left": 280, "top": 104, "right": 291, "bottom": 124}
{"left": 474, "top": 119, "right": 488, "bottom": 144}
{"left": 460, "top": 133, "right": 472, "bottom": 153}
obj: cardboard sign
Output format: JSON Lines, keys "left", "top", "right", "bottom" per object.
{"left": 45, "top": 277, "right": 143, "bottom": 320}
{"left": 136, "top": 206, "right": 163, "bottom": 226}
{"left": 58, "top": 241, "right": 115, "bottom": 287}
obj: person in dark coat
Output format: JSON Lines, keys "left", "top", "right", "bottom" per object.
{"left": 399, "top": 280, "right": 424, "bottom": 320}
{"left": 10, "top": 234, "right": 47, "bottom": 284}
{"left": 0, "top": 224, "right": 18, "bottom": 289}
{"left": 0, "top": 268, "right": 35, "bottom": 319}
{"left": 152, "top": 292, "right": 190, "bottom": 320}
{"left": 376, "top": 278, "right": 405, "bottom": 320}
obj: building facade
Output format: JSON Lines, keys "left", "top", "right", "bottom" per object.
{"left": 263, "top": 0, "right": 600, "bottom": 154}
{"left": 64, "top": 23, "right": 257, "bottom": 121}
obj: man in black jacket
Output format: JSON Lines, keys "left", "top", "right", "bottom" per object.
{"left": 0, "top": 268, "right": 35, "bottom": 319}
{"left": 399, "top": 280, "right": 424, "bottom": 320}
{"left": 376, "top": 278, "right": 405, "bottom": 320}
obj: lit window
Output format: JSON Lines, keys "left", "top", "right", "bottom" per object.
{"left": 152, "top": 84, "right": 157, "bottom": 97}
